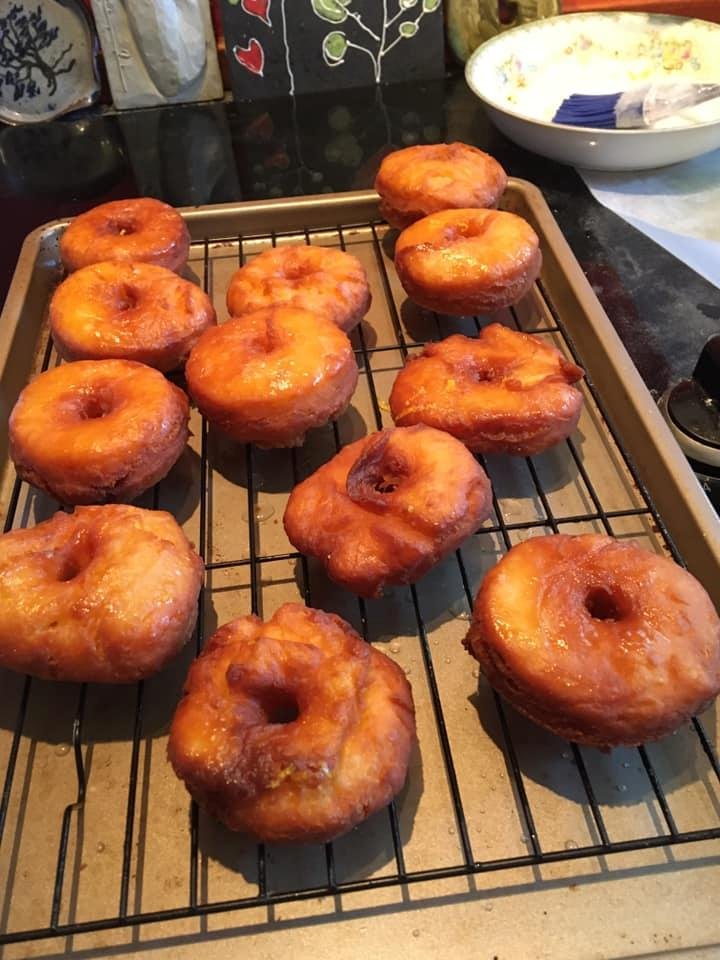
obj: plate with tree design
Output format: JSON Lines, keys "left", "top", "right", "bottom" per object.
{"left": 0, "top": 1, "right": 100, "bottom": 125}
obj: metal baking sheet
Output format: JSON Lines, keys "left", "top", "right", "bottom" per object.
{"left": 0, "top": 182, "right": 718, "bottom": 960}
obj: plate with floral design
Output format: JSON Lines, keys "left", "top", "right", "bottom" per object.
{"left": 465, "top": 12, "right": 720, "bottom": 170}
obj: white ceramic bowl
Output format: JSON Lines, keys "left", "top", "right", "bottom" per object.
{"left": 465, "top": 12, "right": 720, "bottom": 171}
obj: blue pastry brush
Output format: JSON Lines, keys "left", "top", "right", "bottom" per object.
{"left": 553, "top": 82, "right": 720, "bottom": 129}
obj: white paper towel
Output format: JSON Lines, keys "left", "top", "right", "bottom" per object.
{"left": 578, "top": 148, "right": 720, "bottom": 289}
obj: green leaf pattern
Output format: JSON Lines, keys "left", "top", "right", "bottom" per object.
{"left": 312, "top": 0, "right": 348, "bottom": 23}
{"left": 316, "top": 0, "right": 441, "bottom": 83}
{"left": 322, "top": 30, "right": 348, "bottom": 64}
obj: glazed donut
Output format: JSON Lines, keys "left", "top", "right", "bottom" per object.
{"left": 168, "top": 603, "right": 415, "bottom": 842}
{"left": 394, "top": 209, "right": 542, "bottom": 315}
{"left": 465, "top": 534, "right": 720, "bottom": 748}
{"left": 59, "top": 198, "right": 190, "bottom": 274}
{"left": 0, "top": 506, "right": 203, "bottom": 682}
{"left": 9, "top": 359, "right": 189, "bottom": 504}
{"left": 375, "top": 143, "right": 507, "bottom": 229}
{"left": 49, "top": 262, "right": 216, "bottom": 372}
{"left": 226, "top": 245, "right": 371, "bottom": 333}
{"left": 185, "top": 306, "right": 358, "bottom": 448}
{"left": 283, "top": 425, "right": 493, "bottom": 598}
{"left": 389, "top": 324, "right": 584, "bottom": 456}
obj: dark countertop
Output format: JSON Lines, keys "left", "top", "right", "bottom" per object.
{"left": 1, "top": 72, "right": 718, "bottom": 397}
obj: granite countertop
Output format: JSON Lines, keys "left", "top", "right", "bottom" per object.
{"left": 1, "top": 72, "right": 717, "bottom": 395}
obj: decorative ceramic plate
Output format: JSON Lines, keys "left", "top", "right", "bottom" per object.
{"left": 0, "top": 0, "right": 100, "bottom": 125}
{"left": 465, "top": 12, "right": 720, "bottom": 170}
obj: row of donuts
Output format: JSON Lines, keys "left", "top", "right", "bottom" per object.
{"left": 144, "top": 144, "right": 559, "bottom": 843}
{"left": 2, "top": 175, "right": 445, "bottom": 844}
{"left": 3, "top": 145, "right": 553, "bottom": 845}
{"left": 4, "top": 199, "right": 209, "bottom": 686}
{"left": 0, "top": 153, "right": 496, "bottom": 845}
{"left": 0, "top": 143, "right": 718, "bottom": 847}
{"left": 10, "top": 181, "right": 436, "bottom": 844}
{"left": 8, "top": 145, "right": 588, "bottom": 611}
{"left": 11, "top": 207, "right": 581, "bottom": 508}
{"left": 244, "top": 147, "right": 720, "bottom": 801}
{"left": 372, "top": 144, "right": 720, "bottom": 761}
{"left": 12, "top": 212, "right": 364, "bottom": 494}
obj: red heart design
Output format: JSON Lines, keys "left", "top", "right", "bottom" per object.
{"left": 242, "top": 0, "right": 271, "bottom": 26}
{"left": 233, "top": 38, "right": 265, "bottom": 77}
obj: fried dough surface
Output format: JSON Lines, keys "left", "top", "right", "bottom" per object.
{"left": 465, "top": 534, "right": 720, "bottom": 748}
{"left": 50, "top": 261, "right": 215, "bottom": 371}
{"left": 390, "top": 324, "right": 584, "bottom": 455}
{"left": 186, "top": 306, "right": 358, "bottom": 447}
{"left": 227, "top": 245, "right": 370, "bottom": 333}
{"left": 284, "top": 425, "right": 493, "bottom": 597}
{"left": 9, "top": 359, "right": 189, "bottom": 504}
{"left": 169, "top": 603, "right": 415, "bottom": 842}
{"left": 60, "top": 198, "right": 190, "bottom": 274}
{"left": 0, "top": 506, "right": 202, "bottom": 682}
{"left": 394, "top": 208, "right": 541, "bottom": 315}
{"left": 375, "top": 143, "right": 507, "bottom": 229}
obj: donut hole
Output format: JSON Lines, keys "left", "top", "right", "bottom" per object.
{"left": 77, "top": 387, "right": 115, "bottom": 421}
{"left": 107, "top": 217, "right": 137, "bottom": 237}
{"left": 258, "top": 689, "right": 300, "bottom": 725}
{"left": 346, "top": 434, "right": 411, "bottom": 505}
{"left": 442, "top": 217, "right": 491, "bottom": 244}
{"left": 56, "top": 531, "right": 95, "bottom": 582}
{"left": 57, "top": 555, "right": 87, "bottom": 582}
{"left": 247, "top": 317, "right": 284, "bottom": 355}
{"left": 475, "top": 366, "right": 499, "bottom": 383}
{"left": 585, "top": 585, "right": 632, "bottom": 622}
{"left": 114, "top": 283, "right": 140, "bottom": 312}
{"left": 374, "top": 476, "right": 400, "bottom": 495}
{"left": 282, "top": 262, "right": 312, "bottom": 282}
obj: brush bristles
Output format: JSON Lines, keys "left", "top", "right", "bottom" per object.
{"left": 553, "top": 92, "right": 621, "bottom": 127}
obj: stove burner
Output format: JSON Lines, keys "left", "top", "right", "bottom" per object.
{"left": 667, "top": 379, "right": 720, "bottom": 450}
{"left": 661, "top": 334, "right": 720, "bottom": 513}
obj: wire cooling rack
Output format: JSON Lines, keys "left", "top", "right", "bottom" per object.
{"left": 0, "top": 210, "right": 718, "bottom": 948}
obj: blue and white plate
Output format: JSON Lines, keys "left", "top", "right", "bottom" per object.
{"left": 0, "top": 0, "right": 100, "bottom": 125}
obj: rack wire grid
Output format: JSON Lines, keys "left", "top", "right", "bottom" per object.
{"left": 0, "top": 213, "right": 719, "bottom": 948}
